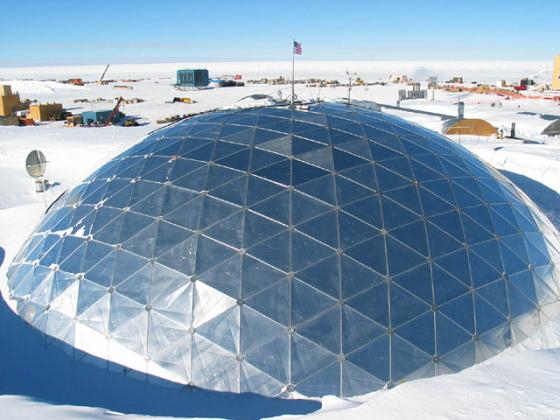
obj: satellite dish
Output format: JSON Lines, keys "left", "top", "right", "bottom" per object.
{"left": 25, "top": 150, "right": 47, "bottom": 178}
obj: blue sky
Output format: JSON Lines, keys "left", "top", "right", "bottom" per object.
{"left": 2, "top": 0, "right": 558, "bottom": 67}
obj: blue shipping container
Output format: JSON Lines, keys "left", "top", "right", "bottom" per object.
{"left": 176, "top": 69, "right": 209, "bottom": 87}
{"left": 82, "top": 110, "right": 121, "bottom": 125}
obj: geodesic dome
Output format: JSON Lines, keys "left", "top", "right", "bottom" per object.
{"left": 6, "top": 103, "right": 560, "bottom": 398}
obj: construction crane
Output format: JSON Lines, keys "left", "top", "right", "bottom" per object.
{"left": 104, "top": 96, "right": 124, "bottom": 125}
{"left": 99, "top": 64, "right": 110, "bottom": 84}
{"left": 527, "top": 65, "right": 552, "bottom": 84}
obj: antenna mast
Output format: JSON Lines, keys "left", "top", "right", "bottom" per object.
{"left": 346, "top": 70, "right": 356, "bottom": 105}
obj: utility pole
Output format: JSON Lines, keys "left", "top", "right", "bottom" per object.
{"left": 346, "top": 70, "right": 357, "bottom": 105}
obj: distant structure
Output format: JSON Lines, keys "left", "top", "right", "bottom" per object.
{"left": 448, "top": 76, "right": 464, "bottom": 84}
{"left": 553, "top": 55, "right": 560, "bottom": 91}
{"left": 82, "top": 109, "right": 122, "bottom": 125}
{"left": 209, "top": 77, "right": 244, "bottom": 87}
{"left": 389, "top": 74, "right": 409, "bottom": 83}
{"left": 99, "top": 64, "right": 111, "bottom": 85}
{"left": 66, "top": 115, "right": 82, "bottom": 127}
{"left": 442, "top": 118, "right": 497, "bottom": 137}
{"left": 457, "top": 101, "right": 465, "bottom": 119}
{"left": 0, "top": 85, "right": 24, "bottom": 117}
{"left": 176, "top": 69, "right": 209, "bottom": 88}
{"left": 29, "top": 103, "right": 63, "bottom": 122}
{"left": 398, "top": 83, "right": 428, "bottom": 101}
{"left": 496, "top": 80, "right": 507, "bottom": 88}
{"left": 65, "top": 78, "right": 84, "bottom": 86}
{"left": 427, "top": 76, "right": 438, "bottom": 89}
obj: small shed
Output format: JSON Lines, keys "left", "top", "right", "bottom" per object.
{"left": 66, "top": 115, "right": 83, "bottom": 127}
{"left": 82, "top": 110, "right": 122, "bottom": 125}
{"left": 176, "top": 69, "right": 209, "bottom": 87}
{"left": 542, "top": 119, "right": 560, "bottom": 137}
{"left": 29, "top": 103, "right": 64, "bottom": 122}
{"left": 442, "top": 118, "right": 497, "bottom": 137}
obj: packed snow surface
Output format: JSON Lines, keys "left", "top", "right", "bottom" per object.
{"left": 1, "top": 61, "right": 560, "bottom": 419}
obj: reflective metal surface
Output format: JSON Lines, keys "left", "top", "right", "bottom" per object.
{"left": 7, "top": 103, "right": 560, "bottom": 397}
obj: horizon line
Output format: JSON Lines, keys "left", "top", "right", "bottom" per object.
{"left": 0, "top": 58, "right": 554, "bottom": 70}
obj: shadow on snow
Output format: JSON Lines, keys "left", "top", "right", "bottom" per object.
{"left": 0, "top": 246, "right": 319, "bottom": 419}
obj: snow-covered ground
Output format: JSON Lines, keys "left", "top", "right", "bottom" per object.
{"left": 0, "top": 60, "right": 549, "bottom": 84}
{"left": 1, "top": 62, "right": 560, "bottom": 419}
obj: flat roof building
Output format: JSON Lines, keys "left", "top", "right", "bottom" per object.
{"left": 0, "top": 85, "right": 24, "bottom": 117}
{"left": 29, "top": 103, "right": 64, "bottom": 122}
{"left": 176, "top": 69, "right": 209, "bottom": 87}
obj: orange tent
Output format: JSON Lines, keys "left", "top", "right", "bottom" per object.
{"left": 443, "top": 118, "right": 497, "bottom": 137}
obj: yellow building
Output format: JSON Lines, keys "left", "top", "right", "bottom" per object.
{"left": 553, "top": 55, "right": 560, "bottom": 91}
{"left": 29, "top": 103, "right": 64, "bottom": 122}
{"left": 65, "top": 115, "right": 82, "bottom": 127}
{"left": 0, "top": 85, "right": 24, "bottom": 117}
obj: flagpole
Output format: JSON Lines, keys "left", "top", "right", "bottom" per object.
{"left": 291, "top": 40, "right": 295, "bottom": 106}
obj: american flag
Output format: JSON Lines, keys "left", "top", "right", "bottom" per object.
{"left": 293, "top": 41, "right": 302, "bottom": 55}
